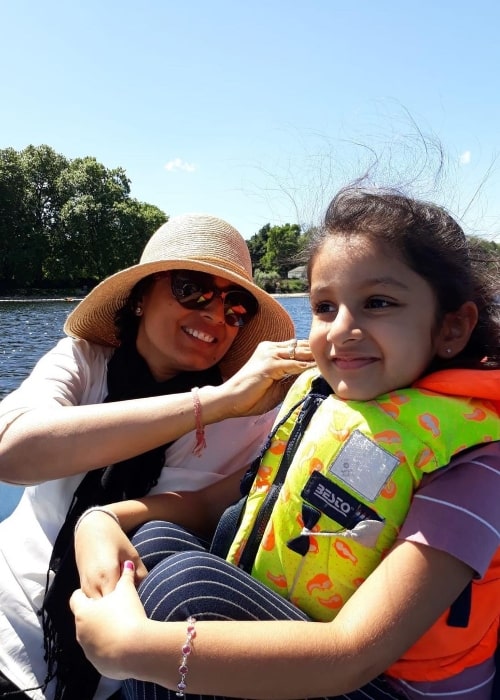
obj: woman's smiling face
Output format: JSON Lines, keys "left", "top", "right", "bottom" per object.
{"left": 308, "top": 235, "right": 443, "bottom": 401}
{"left": 135, "top": 273, "right": 240, "bottom": 382}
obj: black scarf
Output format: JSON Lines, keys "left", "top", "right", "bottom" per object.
{"left": 40, "top": 342, "right": 222, "bottom": 700}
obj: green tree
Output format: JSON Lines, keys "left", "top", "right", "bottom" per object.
{"left": 247, "top": 224, "right": 271, "bottom": 269}
{"left": 260, "top": 223, "right": 302, "bottom": 277}
{"left": 0, "top": 145, "right": 68, "bottom": 286}
{"left": 0, "top": 148, "right": 27, "bottom": 285}
{"left": 54, "top": 157, "right": 131, "bottom": 280}
{"left": 24, "top": 145, "right": 69, "bottom": 284}
{"left": 53, "top": 159, "right": 167, "bottom": 283}
{"left": 254, "top": 268, "right": 281, "bottom": 293}
{"left": 0, "top": 145, "right": 168, "bottom": 290}
{"left": 112, "top": 199, "right": 168, "bottom": 271}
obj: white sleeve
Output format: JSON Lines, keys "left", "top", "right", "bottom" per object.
{"left": 0, "top": 337, "right": 112, "bottom": 433}
{"left": 151, "top": 409, "right": 279, "bottom": 493}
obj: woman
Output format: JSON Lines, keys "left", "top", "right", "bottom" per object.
{"left": 0, "top": 213, "right": 314, "bottom": 700}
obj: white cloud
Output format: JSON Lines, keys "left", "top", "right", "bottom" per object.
{"left": 164, "top": 157, "right": 197, "bottom": 173}
{"left": 459, "top": 150, "right": 471, "bottom": 166}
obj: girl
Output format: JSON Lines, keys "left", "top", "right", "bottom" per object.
{"left": 70, "top": 188, "right": 500, "bottom": 700}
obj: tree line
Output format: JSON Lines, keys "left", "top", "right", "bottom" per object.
{"left": 1, "top": 145, "right": 498, "bottom": 295}
{"left": 0, "top": 145, "right": 167, "bottom": 293}
{"left": 0, "top": 145, "right": 309, "bottom": 295}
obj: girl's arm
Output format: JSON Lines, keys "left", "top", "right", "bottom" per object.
{"left": 0, "top": 340, "right": 313, "bottom": 484}
{"left": 75, "top": 469, "right": 245, "bottom": 597}
{"left": 109, "top": 467, "right": 245, "bottom": 536}
{"left": 71, "top": 539, "right": 474, "bottom": 698}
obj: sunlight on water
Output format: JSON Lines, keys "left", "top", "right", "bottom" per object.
{"left": 0, "top": 301, "right": 75, "bottom": 398}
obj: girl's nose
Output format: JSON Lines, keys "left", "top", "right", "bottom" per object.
{"left": 326, "top": 306, "right": 363, "bottom": 343}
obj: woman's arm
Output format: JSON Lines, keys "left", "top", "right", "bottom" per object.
{"left": 75, "top": 469, "right": 245, "bottom": 597}
{"left": 0, "top": 340, "right": 314, "bottom": 484}
{"left": 71, "top": 539, "right": 474, "bottom": 699}
{"left": 109, "top": 467, "right": 244, "bottom": 535}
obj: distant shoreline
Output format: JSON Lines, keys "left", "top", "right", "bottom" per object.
{"left": 0, "top": 293, "right": 309, "bottom": 302}
{"left": 0, "top": 298, "right": 84, "bottom": 303}
{"left": 272, "top": 292, "right": 308, "bottom": 298}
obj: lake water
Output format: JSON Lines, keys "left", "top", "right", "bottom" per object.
{"left": 0, "top": 295, "right": 312, "bottom": 520}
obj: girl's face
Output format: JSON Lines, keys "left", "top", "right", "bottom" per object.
{"left": 135, "top": 273, "right": 240, "bottom": 381}
{"left": 308, "top": 235, "right": 447, "bottom": 401}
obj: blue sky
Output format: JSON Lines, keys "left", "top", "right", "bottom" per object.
{"left": 2, "top": 0, "right": 500, "bottom": 240}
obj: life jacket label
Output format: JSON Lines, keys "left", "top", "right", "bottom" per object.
{"left": 302, "top": 471, "right": 382, "bottom": 529}
{"left": 327, "top": 429, "right": 400, "bottom": 501}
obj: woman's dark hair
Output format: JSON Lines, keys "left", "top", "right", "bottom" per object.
{"left": 114, "top": 273, "right": 158, "bottom": 345}
{"left": 306, "top": 186, "right": 500, "bottom": 370}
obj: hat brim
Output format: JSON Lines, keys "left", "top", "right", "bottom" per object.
{"left": 64, "top": 258, "right": 296, "bottom": 378}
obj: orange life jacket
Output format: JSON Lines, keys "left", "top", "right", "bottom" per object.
{"left": 388, "top": 368, "right": 500, "bottom": 681}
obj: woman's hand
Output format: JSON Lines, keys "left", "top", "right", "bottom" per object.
{"left": 216, "top": 339, "right": 315, "bottom": 417}
{"left": 70, "top": 560, "right": 146, "bottom": 679}
{"left": 75, "top": 511, "right": 148, "bottom": 597}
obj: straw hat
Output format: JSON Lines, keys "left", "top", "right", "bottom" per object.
{"left": 64, "top": 213, "right": 295, "bottom": 378}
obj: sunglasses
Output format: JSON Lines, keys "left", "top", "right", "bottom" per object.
{"left": 169, "top": 270, "right": 259, "bottom": 328}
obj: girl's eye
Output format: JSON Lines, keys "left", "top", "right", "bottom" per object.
{"left": 366, "top": 298, "right": 393, "bottom": 309}
{"left": 312, "top": 301, "right": 337, "bottom": 315}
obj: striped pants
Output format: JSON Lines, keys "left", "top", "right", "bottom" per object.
{"left": 121, "top": 521, "right": 406, "bottom": 700}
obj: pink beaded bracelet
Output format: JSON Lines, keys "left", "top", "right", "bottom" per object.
{"left": 191, "top": 387, "right": 206, "bottom": 457}
{"left": 176, "top": 616, "right": 196, "bottom": 697}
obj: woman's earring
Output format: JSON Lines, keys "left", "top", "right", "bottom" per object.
{"left": 446, "top": 348, "right": 452, "bottom": 354}
{"left": 135, "top": 305, "right": 143, "bottom": 316}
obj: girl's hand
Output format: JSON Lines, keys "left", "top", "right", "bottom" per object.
{"left": 219, "top": 339, "right": 315, "bottom": 416}
{"left": 70, "top": 560, "right": 145, "bottom": 679}
{"left": 75, "top": 511, "right": 148, "bottom": 597}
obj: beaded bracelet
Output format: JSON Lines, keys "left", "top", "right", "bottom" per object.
{"left": 176, "top": 616, "right": 196, "bottom": 697}
{"left": 74, "top": 506, "right": 121, "bottom": 534}
{"left": 191, "top": 387, "right": 206, "bottom": 457}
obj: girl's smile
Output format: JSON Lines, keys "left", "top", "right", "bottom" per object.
{"left": 331, "top": 355, "right": 379, "bottom": 370}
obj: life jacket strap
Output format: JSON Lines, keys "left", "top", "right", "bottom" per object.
{"left": 210, "top": 376, "right": 331, "bottom": 561}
